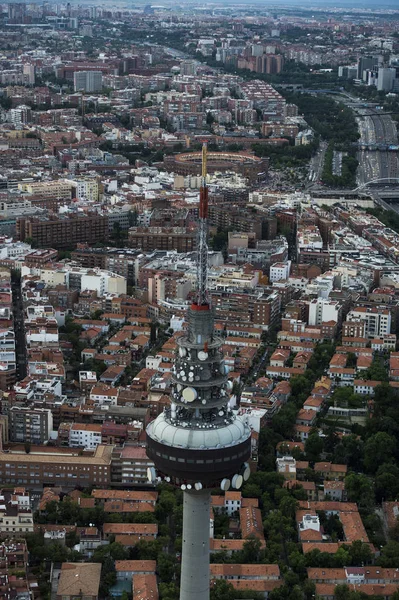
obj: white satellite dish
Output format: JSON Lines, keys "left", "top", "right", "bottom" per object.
{"left": 232, "top": 474, "right": 243, "bottom": 489}
{"left": 147, "top": 467, "right": 156, "bottom": 483}
{"left": 198, "top": 351, "right": 208, "bottom": 361}
{"left": 182, "top": 387, "right": 197, "bottom": 402}
{"left": 179, "top": 347, "right": 187, "bottom": 357}
{"left": 221, "top": 478, "right": 230, "bottom": 491}
{"left": 243, "top": 463, "right": 251, "bottom": 481}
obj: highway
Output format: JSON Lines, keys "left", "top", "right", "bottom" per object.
{"left": 307, "top": 140, "right": 327, "bottom": 185}
{"left": 302, "top": 89, "right": 398, "bottom": 192}
{"left": 355, "top": 107, "right": 399, "bottom": 186}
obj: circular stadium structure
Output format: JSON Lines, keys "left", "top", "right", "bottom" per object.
{"left": 164, "top": 151, "right": 269, "bottom": 183}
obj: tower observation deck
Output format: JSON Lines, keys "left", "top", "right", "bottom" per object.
{"left": 146, "top": 144, "right": 252, "bottom": 600}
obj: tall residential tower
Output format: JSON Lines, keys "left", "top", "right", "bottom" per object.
{"left": 146, "top": 144, "right": 252, "bottom": 600}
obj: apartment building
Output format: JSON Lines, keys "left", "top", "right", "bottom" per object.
{"left": 17, "top": 213, "right": 109, "bottom": 249}
{"left": 342, "top": 320, "right": 366, "bottom": 338}
{"left": 253, "top": 292, "right": 281, "bottom": 329}
{"left": 0, "top": 445, "right": 112, "bottom": 488}
{"left": 148, "top": 272, "right": 192, "bottom": 304}
{"left": 269, "top": 261, "right": 291, "bottom": 283}
{"left": 111, "top": 445, "right": 155, "bottom": 487}
{"left": 73, "top": 177, "right": 99, "bottom": 202}
{"left": 18, "top": 179, "right": 74, "bottom": 200}
{"left": 346, "top": 307, "right": 391, "bottom": 338}
{"left": 9, "top": 406, "right": 53, "bottom": 445}
{"left": 69, "top": 423, "right": 102, "bottom": 449}
{"left": 73, "top": 71, "right": 103, "bottom": 93}
{"left": 0, "top": 329, "right": 16, "bottom": 391}
{"left": 209, "top": 206, "right": 275, "bottom": 239}
{"left": 308, "top": 299, "right": 341, "bottom": 327}
{"left": 128, "top": 227, "right": 196, "bottom": 253}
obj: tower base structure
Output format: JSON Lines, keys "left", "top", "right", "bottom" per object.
{"left": 180, "top": 489, "right": 211, "bottom": 600}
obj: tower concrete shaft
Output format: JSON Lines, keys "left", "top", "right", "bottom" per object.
{"left": 180, "top": 489, "right": 211, "bottom": 600}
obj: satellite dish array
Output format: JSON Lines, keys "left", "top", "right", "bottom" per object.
{"left": 148, "top": 462, "right": 251, "bottom": 492}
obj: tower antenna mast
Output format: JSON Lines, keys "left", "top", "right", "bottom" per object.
{"left": 196, "top": 143, "right": 209, "bottom": 307}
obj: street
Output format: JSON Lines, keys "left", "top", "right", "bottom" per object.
{"left": 11, "top": 273, "right": 27, "bottom": 381}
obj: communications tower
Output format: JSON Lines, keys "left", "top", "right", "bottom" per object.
{"left": 146, "top": 144, "right": 252, "bottom": 600}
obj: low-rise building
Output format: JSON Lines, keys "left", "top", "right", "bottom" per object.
{"left": 56, "top": 563, "right": 101, "bottom": 600}
{"left": 0, "top": 488, "right": 33, "bottom": 536}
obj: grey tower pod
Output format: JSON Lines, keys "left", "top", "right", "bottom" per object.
{"left": 146, "top": 144, "right": 252, "bottom": 600}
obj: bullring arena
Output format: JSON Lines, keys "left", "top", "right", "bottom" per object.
{"left": 163, "top": 151, "right": 269, "bottom": 183}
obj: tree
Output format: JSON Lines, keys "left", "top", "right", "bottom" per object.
{"left": 375, "top": 463, "right": 399, "bottom": 502}
{"left": 108, "top": 542, "right": 129, "bottom": 560}
{"left": 155, "top": 489, "right": 177, "bottom": 521}
{"left": 305, "top": 432, "right": 324, "bottom": 462}
{"left": 0, "top": 96, "right": 12, "bottom": 110}
{"left": 159, "top": 582, "right": 179, "bottom": 600}
{"left": 271, "top": 403, "right": 297, "bottom": 438}
{"left": 333, "top": 434, "right": 364, "bottom": 470}
{"left": 346, "top": 352, "right": 357, "bottom": 368}
{"left": 206, "top": 112, "right": 215, "bottom": 126}
{"left": 210, "top": 579, "right": 263, "bottom": 600}
{"left": 100, "top": 554, "right": 116, "bottom": 596}
{"left": 334, "top": 585, "right": 350, "bottom": 600}
{"left": 347, "top": 540, "right": 373, "bottom": 565}
{"left": 344, "top": 473, "right": 374, "bottom": 511}
{"left": 278, "top": 496, "right": 298, "bottom": 519}
{"left": 209, "top": 226, "right": 229, "bottom": 253}
{"left": 363, "top": 432, "right": 396, "bottom": 473}
{"left": 239, "top": 538, "right": 264, "bottom": 563}
{"left": 241, "top": 483, "right": 262, "bottom": 499}
{"left": 334, "top": 546, "right": 351, "bottom": 568}
{"left": 290, "top": 375, "right": 312, "bottom": 400}
{"left": 156, "top": 553, "right": 177, "bottom": 584}
{"left": 210, "top": 580, "right": 236, "bottom": 600}
{"left": 361, "top": 357, "right": 389, "bottom": 383}
{"left": 91, "top": 309, "right": 104, "bottom": 320}
{"left": 379, "top": 540, "right": 399, "bottom": 567}
{"left": 65, "top": 530, "right": 79, "bottom": 548}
